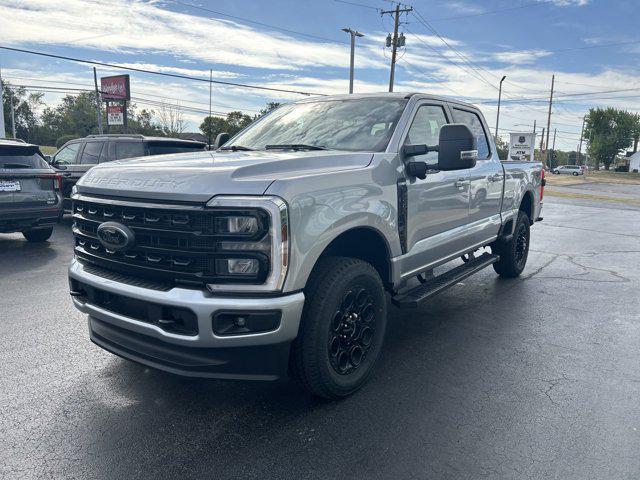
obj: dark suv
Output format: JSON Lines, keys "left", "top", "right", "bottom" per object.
{"left": 48, "top": 134, "right": 206, "bottom": 208}
{"left": 0, "top": 139, "right": 63, "bottom": 242}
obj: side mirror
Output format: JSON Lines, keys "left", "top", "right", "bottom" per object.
{"left": 43, "top": 155, "right": 52, "bottom": 163}
{"left": 214, "top": 132, "right": 230, "bottom": 149}
{"left": 438, "top": 124, "right": 478, "bottom": 171}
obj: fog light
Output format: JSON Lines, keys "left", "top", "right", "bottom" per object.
{"left": 213, "top": 311, "right": 281, "bottom": 336}
{"left": 216, "top": 258, "right": 259, "bottom": 275}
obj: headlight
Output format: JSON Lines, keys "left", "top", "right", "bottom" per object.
{"left": 205, "top": 196, "right": 289, "bottom": 292}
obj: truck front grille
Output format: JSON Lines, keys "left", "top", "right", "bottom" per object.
{"left": 72, "top": 196, "right": 269, "bottom": 287}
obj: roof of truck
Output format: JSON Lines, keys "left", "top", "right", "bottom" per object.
{"left": 293, "top": 92, "right": 479, "bottom": 110}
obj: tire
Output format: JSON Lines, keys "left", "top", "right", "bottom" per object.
{"left": 572, "top": 172, "right": 579, "bottom": 176}
{"left": 290, "top": 257, "right": 387, "bottom": 399}
{"left": 492, "top": 211, "right": 530, "bottom": 278}
{"left": 22, "top": 227, "right": 54, "bottom": 242}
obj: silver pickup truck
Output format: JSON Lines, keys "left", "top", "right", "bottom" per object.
{"left": 68, "top": 93, "right": 543, "bottom": 399}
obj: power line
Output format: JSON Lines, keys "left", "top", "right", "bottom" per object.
{"left": 428, "top": 0, "right": 553, "bottom": 22}
{"left": 334, "top": 0, "right": 380, "bottom": 11}
{"left": 0, "top": 46, "right": 323, "bottom": 96}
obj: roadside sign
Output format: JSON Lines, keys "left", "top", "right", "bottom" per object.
{"left": 508, "top": 132, "right": 536, "bottom": 162}
{"left": 100, "top": 74, "right": 130, "bottom": 100}
{"left": 107, "top": 104, "right": 124, "bottom": 126}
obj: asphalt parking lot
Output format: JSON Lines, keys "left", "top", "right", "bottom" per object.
{"left": 1, "top": 191, "right": 639, "bottom": 480}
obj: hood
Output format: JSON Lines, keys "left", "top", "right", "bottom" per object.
{"left": 76, "top": 150, "right": 373, "bottom": 203}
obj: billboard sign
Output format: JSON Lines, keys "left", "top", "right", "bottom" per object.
{"left": 508, "top": 132, "right": 536, "bottom": 162}
{"left": 107, "top": 104, "right": 124, "bottom": 126}
{"left": 100, "top": 74, "right": 130, "bottom": 100}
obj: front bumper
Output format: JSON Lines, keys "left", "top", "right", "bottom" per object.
{"left": 68, "top": 259, "right": 305, "bottom": 380}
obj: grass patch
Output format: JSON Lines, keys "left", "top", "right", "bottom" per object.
{"left": 545, "top": 188, "right": 640, "bottom": 206}
{"left": 40, "top": 146, "right": 57, "bottom": 155}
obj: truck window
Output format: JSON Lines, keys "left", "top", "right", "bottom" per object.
{"left": 54, "top": 143, "right": 81, "bottom": 165}
{"left": 115, "top": 142, "right": 145, "bottom": 160}
{"left": 452, "top": 108, "right": 490, "bottom": 159}
{"left": 147, "top": 143, "right": 205, "bottom": 155}
{"left": 80, "top": 141, "right": 105, "bottom": 165}
{"left": 404, "top": 105, "right": 448, "bottom": 164}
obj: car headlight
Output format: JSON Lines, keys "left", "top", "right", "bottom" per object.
{"left": 205, "top": 195, "right": 289, "bottom": 292}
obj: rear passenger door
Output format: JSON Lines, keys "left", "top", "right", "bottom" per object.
{"left": 78, "top": 141, "right": 107, "bottom": 177}
{"left": 52, "top": 141, "right": 82, "bottom": 202}
{"left": 451, "top": 107, "right": 503, "bottom": 244}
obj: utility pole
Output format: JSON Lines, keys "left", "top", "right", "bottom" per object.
{"left": 93, "top": 67, "right": 103, "bottom": 135}
{"left": 539, "top": 127, "right": 545, "bottom": 162}
{"left": 342, "top": 28, "right": 364, "bottom": 94}
{"left": 533, "top": 120, "right": 536, "bottom": 135}
{"left": 0, "top": 67, "right": 5, "bottom": 138}
{"left": 9, "top": 92, "right": 16, "bottom": 138}
{"left": 381, "top": 4, "right": 412, "bottom": 92}
{"left": 551, "top": 128, "right": 557, "bottom": 167}
{"left": 577, "top": 115, "right": 586, "bottom": 165}
{"left": 208, "top": 69, "right": 213, "bottom": 148}
{"left": 544, "top": 74, "right": 555, "bottom": 167}
{"left": 495, "top": 75, "right": 506, "bottom": 142}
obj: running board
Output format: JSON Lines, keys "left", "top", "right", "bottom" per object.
{"left": 392, "top": 253, "right": 500, "bottom": 309}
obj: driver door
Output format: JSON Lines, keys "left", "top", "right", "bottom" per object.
{"left": 402, "top": 102, "right": 471, "bottom": 273}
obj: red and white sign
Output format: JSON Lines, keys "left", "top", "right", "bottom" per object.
{"left": 100, "top": 74, "right": 130, "bottom": 100}
{"left": 107, "top": 104, "right": 124, "bottom": 125}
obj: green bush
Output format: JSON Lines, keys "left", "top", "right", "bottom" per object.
{"left": 55, "top": 135, "right": 79, "bottom": 148}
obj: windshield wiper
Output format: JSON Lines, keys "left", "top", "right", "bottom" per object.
{"left": 265, "top": 144, "right": 327, "bottom": 151}
{"left": 1, "top": 163, "right": 31, "bottom": 169}
{"left": 219, "top": 145, "right": 254, "bottom": 151}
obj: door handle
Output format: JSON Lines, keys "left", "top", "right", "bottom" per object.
{"left": 455, "top": 179, "right": 469, "bottom": 188}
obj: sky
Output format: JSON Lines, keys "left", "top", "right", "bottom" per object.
{"left": 1, "top": 0, "right": 640, "bottom": 150}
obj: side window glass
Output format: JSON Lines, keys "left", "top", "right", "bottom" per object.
{"left": 404, "top": 105, "right": 448, "bottom": 164}
{"left": 452, "top": 108, "right": 490, "bottom": 159}
{"left": 54, "top": 143, "right": 80, "bottom": 165}
{"left": 115, "top": 142, "right": 145, "bottom": 160}
{"left": 80, "top": 142, "right": 104, "bottom": 165}
{"left": 98, "top": 142, "right": 110, "bottom": 163}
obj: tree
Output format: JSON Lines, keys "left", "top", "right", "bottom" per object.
{"left": 584, "top": 107, "right": 639, "bottom": 170}
{"left": 199, "top": 110, "right": 253, "bottom": 145}
{"left": 157, "top": 103, "right": 186, "bottom": 136}
{"left": 495, "top": 136, "right": 508, "bottom": 160}
{"left": 225, "top": 111, "right": 253, "bottom": 136}
{"left": 199, "top": 115, "right": 227, "bottom": 146}
{"left": 257, "top": 102, "right": 281, "bottom": 118}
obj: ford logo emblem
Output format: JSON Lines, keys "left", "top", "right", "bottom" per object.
{"left": 96, "top": 221, "right": 135, "bottom": 251}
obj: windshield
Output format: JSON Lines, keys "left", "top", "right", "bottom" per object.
{"left": 226, "top": 98, "right": 408, "bottom": 152}
{"left": 0, "top": 146, "right": 49, "bottom": 169}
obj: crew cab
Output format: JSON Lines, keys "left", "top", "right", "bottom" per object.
{"left": 68, "top": 93, "right": 543, "bottom": 399}
{"left": 0, "top": 139, "right": 62, "bottom": 242}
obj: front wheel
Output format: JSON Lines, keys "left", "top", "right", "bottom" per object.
{"left": 573, "top": 171, "right": 579, "bottom": 176}
{"left": 492, "top": 211, "right": 530, "bottom": 278}
{"left": 23, "top": 227, "right": 54, "bottom": 242}
{"left": 290, "top": 257, "right": 387, "bottom": 399}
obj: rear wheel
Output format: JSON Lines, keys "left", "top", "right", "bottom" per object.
{"left": 23, "top": 227, "right": 53, "bottom": 242}
{"left": 492, "top": 211, "right": 530, "bottom": 278}
{"left": 572, "top": 171, "right": 579, "bottom": 176}
{"left": 290, "top": 257, "right": 387, "bottom": 399}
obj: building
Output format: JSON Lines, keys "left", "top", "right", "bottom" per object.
{"left": 629, "top": 151, "right": 640, "bottom": 173}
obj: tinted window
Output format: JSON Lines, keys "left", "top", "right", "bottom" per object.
{"left": 80, "top": 141, "right": 105, "bottom": 165}
{"left": 54, "top": 143, "right": 81, "bottom": 165}
{"left": 404, "top": 105, "right": 449, "bottom": 164}
{"left": 227, "top": 98, "right": 408, "bottom": 152}
{"left": 0, "top": 146, "right": 49, "bottom": 169}
{"left": 452, "top": 108, "right": 490, "bottom": 159}
{"left": 115, "top": 142, "right": 145, "bottom": 160}
{"left": 147, "top": 143, "right": 205, "bottom": 155}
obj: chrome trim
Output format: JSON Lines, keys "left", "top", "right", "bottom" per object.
{"left": 69, "top": 258, "right": 304, "bottom": 348}
{"left": 205, "top": 195, "right": 290, "bottom": 293}
{"left": 71, "top": 193, "right": 204, "bottom": 211}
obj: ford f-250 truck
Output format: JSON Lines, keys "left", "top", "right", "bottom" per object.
{"left": 68, "top": 93, "right": 543, "bottom": 399}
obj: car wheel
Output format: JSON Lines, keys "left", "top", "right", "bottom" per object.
{"left": 573, "top": 172, "right": 579, "bottom": 176}
{"left": 22, "top": 227, "right": 54, "bottom": 243}
{"left": 290, "top": 256, "right": 387, "bottom": 399}
{"left": 492, "top": 211, "right": 530, "bottom": 278}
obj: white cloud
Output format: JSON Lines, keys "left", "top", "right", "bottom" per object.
{"left": 492, "top": 49, "right": 553, "bottom": 65}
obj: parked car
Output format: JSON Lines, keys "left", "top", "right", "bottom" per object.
{"left": 68, "top": 93, "right": 543, "bottom": 399}
{"left": 0, "top": 138, "right": 62, "bottom": 242}
{"left": 552, "top": 165, "right": 583, "bottom": 176}
{"left": 47, "top": 134, "right": 206, "bottom": 209}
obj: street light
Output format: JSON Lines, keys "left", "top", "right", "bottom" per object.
{"left": 495, "top": 75, "right": 506, "bottom": 143}
{"left": 342, "top": 28, "right": 364, "bottom": 94}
